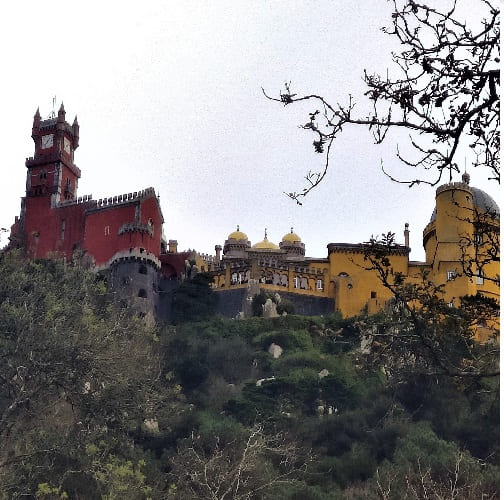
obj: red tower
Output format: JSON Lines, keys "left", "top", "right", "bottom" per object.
{"left": 10, "top": 104, "right": 164, "bottom": 270}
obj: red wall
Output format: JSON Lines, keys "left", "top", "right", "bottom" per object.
{"left": 83, "top": 194, "right": 163, "bottom": 266}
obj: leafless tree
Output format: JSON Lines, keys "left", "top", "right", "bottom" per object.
{"left": 356, "top": 233, "right": 499, "bottom": 380}
{"left": 169, "top": 422, "right": 313, "bottom": 499}
{"left": 264, "top": 0, "right": 500, "bottom": 204}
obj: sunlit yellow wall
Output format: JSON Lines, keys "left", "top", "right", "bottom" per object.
{"left": 328, "top": 248, "right": 409, "bottom": 318}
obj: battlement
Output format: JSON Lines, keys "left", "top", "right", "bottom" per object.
{"left": 119, "top": 222, "right": 154, "bottom": 237}
{"left": 94, "top": 247, "right": 161, "bottom": 272}
{"left": 436, "top": 182, "right": 472, "bottom": 196}
{"left": 58, "top": 194, "right": 94, "bottom": 207}
{"left": 196, "top": 252, "right": 216, "bottom": 263}
{"left": 87, "top": 187, "right": 157, "bottom": 211}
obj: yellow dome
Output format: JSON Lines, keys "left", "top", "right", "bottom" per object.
{"left": 252, "top": 229, "right": 279, "bottom": 250}
{"left": 227, "top": 225, "right": 248, "bottom": 241}
{"left": 252, "top": 238, "right": 280, "bottom": 250}
{"left": 282, "top": 228, "right": 302, "bottom": 243}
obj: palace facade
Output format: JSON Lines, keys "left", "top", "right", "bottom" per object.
{"left": 8, "top": 105, "right": 500, "bottom": 332}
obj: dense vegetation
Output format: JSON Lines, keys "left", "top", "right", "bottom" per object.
{"left": 0, "top": 251, "right": 499, "bottom": 498}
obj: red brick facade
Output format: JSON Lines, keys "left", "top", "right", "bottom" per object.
{"left": 10, "top": 105, "right": 164, "bottom": 269}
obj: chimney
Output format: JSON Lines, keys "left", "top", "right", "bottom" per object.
{"left": 168, "top": 239, "right": 178, "bottom": 253}
{"left": 404, "top": 223, "right": 410, "bottom": 248}
{"left": 215, "top": 244, "right": 222, "bottom": 262}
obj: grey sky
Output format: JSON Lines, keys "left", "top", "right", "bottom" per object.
{"left": 1, "top": 0, "right": 499, "bottom": 261}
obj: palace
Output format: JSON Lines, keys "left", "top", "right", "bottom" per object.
{"left": 8, "top": 105, "right": 500, "bottom": 332}
{"left": 210, "top": 177, "right": 499, "bottom": 335}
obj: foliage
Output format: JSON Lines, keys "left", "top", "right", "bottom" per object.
{"left": 357, "top": 232, "right": 499, "bottom": 380}
{"left": 0, "top": 252, "right": 498, "bottom": 497}
{"left": 264, "top": 0, "right": 500, "bottom": 203}
{"left": 0, "top": 250, "right": 180, "bottom": 498}
{"left": 169, "top": 422, "right": 313, "bottom": 500}
{"left": 171, "top": 272, "right": 218, "bottom": 323}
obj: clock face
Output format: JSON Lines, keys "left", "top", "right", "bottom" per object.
{"left": 41, "top": 134, "right": 53, "bottom": 149}
{"left": 63, "top": 137, "right": 71, "bottom": 154}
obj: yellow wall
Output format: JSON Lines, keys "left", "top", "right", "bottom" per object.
{"left": 328, "top": 249, "right": 409, "bottom": 317}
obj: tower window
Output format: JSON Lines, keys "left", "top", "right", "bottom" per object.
{"left": 293, "top": 277, "right": 299, "bottom": 289}
{"left": 104, "top": 225, "right": 110, "bottom": 236}
{"left": 138, "top": 264, "right": 148, "bottom": 275}
{"left": 476, "top": 270, "right": 484, "bottom": 285}
{"left": 370, "top": 291, "right": 377, "bottom": 299}
{"left": 61, "top": 220, "right": 66, "bottom": 240}
{"left": 447, "top": 270, "right": 456, "bottom": 282}
{"left": 474, "top": 233, "right": 483, "bottom": 245}
{"left": 316, "top": 279, "right": 324, "bottom": 290}
{"left": 138, "top": 289, "right": 147, "bottom": 298}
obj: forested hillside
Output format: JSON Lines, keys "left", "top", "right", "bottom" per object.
{"left": 0, "top": 252, "right": 499, "bottom": 499}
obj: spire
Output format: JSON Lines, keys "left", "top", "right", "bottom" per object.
{"left": 72, "top": 114, "right": 80, "bottom": 149}
{"left": 34, "top": 107, "right": 40, "bottom": 119}
{"left": 57, "top": 101, "right": 66, "bottom": 123}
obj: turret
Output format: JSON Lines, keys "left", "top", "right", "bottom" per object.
{"left": 32, "top": 108, "right": 40, "bottom": 139}
{"left": 72, "top": 115, "right": 80, "bottom": 149}
{"left": 168, "top": 240, "right": 178, "bottom": 253}
{"left": 404, "top": 223, "right": 410, "bottom": 248}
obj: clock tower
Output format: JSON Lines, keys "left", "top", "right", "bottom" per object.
{"left": 26, "top": 102, "right": 81, "bottom": 205}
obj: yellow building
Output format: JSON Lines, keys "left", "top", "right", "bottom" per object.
{"left": 209, "top": 175, "right": 499, "bottom": 326}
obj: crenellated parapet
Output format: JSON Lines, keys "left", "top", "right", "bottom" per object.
{"left": 119, "top": 222, "right": 154, "bottom": 237}
{"left": 436, "top": 182, "right": 472, "bottom": 197}
{"left": 195, "top": 252, "right": 216, "bottom": 263}
{"left": 58, "top": 194, "right": 94, "bottom": 207}
{"left": 87, "top": 187, "right": 157, "bottom": 212}
{"left": 94, "top": 247, "right": 161, "bottom": 272}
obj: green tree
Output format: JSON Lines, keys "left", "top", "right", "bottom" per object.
{"left": 171, "top": 272, "right": 218, "bottom": 323}
{"left": 0, "top": 251, "right": 180, "bottom": 498}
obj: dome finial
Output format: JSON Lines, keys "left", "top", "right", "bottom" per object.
{"left": 264, "top": 228, "right": 268, "bottom": 240}
{"left": 237, "top": 224, "right": 240, "bottom": 231}
{"left": 462, "top": 171, "right": 470, "bottom": 184}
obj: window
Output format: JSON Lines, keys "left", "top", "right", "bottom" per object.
{"left": 104, "top": 225, "right": 110, "bottom": 236}
{"left": 370, "top": 291, "right": 377, "bottom": 299}
{"left": 61, "top": 220, "right": 66, "bottom": 240}
{"left": 474, "top": 233, "right": 483, "bottom": 245}
{"left": 316, "top": 279, "right": 323, "bottom": 290}
{"left": 138, "top": 264, "right": 148, "bottom": 275}
{"left": 447, "top": 270, "right": 456, "bottom": 281}
{"left": 447, "top": 300, "right": 454, "bottom": 308}
{"left": 138, "top": 289, "right": 147, "bottom": 298}
{"left": 293, "top": 277, "right": 299, "bottom": 289}
{"left": 476, "top": 270, "right": 484, "bottom": 285}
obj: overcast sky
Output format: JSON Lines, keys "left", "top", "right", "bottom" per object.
{"left": 1, "top": 0, "right": 499, "bottom": 261}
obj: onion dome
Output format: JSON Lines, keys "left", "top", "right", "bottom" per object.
{"left": 252, "top": 229, "right": 280, "bottom": 250}
{"left": 282, "top": 227, "right": 302, "bottom": 243}
{"left": 280, "top": 227, "right": 306, "bottom": 256}
{"left": 227, "top": 225, "right": 248, "bottom": 241}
